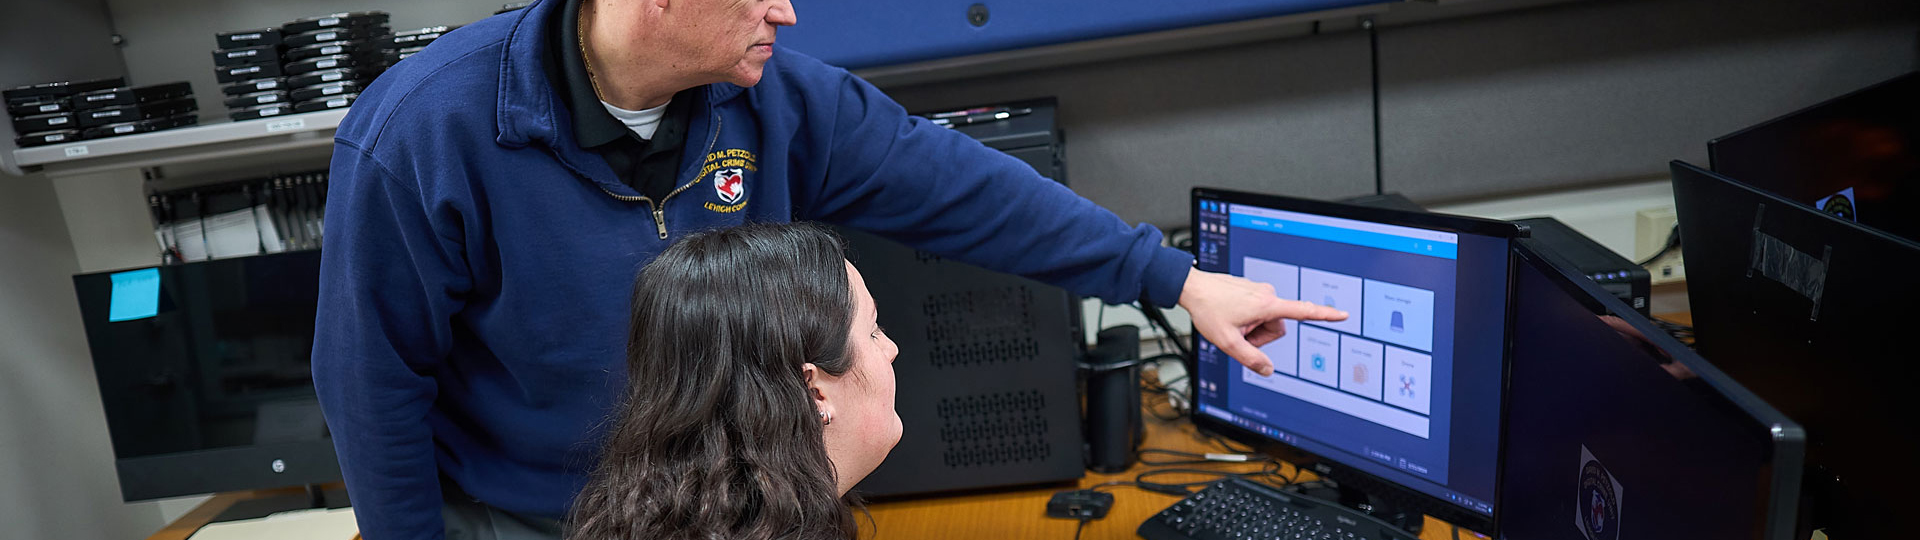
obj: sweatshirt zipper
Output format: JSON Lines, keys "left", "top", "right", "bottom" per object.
{"left": 593, "top": 109, "right": 724, "bottom": 239}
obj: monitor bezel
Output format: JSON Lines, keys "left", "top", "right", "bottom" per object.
{"left": 1503, "top": 231, "right": 1806, "bottom": 539}
{"left": 1186, "top": 187, "right": 1523, "bottom": 534}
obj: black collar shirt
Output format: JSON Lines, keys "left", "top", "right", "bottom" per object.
{"left": 547, "top": 0, "right": 696, "bottom": 201}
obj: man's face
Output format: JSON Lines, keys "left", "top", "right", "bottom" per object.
{"left": 669, "top": 0, "right": 797, "bottom": 87}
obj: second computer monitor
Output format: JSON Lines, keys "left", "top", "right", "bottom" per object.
{"left": 1499, "top": 239, "right": 1804, "bottom": 540}
{"left": 1672, "top": 159, "right": 1917, "bottom": 538}
{"left": 1188, "top": 187, "right": 1522, "bottom": 533}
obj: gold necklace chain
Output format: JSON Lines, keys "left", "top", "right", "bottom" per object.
{"left": 577, "top": 7, "right": 605, "bottom": 100}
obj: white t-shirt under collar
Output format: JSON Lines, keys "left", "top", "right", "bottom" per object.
{"left": 600, "top": 99, "right": 669, "bottom": 140}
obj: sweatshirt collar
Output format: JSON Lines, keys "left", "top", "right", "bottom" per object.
{"left": 496, "top": 0, "right": 747, "bottom": 149}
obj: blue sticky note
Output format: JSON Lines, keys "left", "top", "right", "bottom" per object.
{"left": 108, "top": 268, "right": 161, "bottom": 322}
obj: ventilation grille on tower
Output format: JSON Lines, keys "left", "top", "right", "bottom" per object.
{"left": 923, "top": 286, "right": 1039, "bottom": 368}
{"left": 937, "top": 390, "right": 1052, "bottom": 468}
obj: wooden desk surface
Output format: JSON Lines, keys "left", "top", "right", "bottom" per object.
{"left": 863, "top": 412, "right": 1474, "bottom": 540}
{"left": 151, "top": 418, "right": 1471, "bottom": 540}
{"left": 147, "top": 484, "right": 358, "bottom": 540}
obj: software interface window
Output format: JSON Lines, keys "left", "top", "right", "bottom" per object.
{"left": 1192, "top": 199, "right": 1506, "bottom": 516}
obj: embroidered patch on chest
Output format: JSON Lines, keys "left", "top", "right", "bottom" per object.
{"left": 700, "top": 148, "right": 756, "bottom": 213}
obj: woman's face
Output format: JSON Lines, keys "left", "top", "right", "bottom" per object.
{"left": 818, "top": 261, "right": 901, "bottom": 495}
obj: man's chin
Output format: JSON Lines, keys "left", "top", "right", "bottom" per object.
{"left": 727, "top": 62, "right": 769, "bottom": 87}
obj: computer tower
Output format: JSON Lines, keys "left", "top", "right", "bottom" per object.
{"left": 1514, "top": 217, "right": 1651, "bottom": 315}
{"left": 844, "top": 98, "right": 1086, "bottom": 497}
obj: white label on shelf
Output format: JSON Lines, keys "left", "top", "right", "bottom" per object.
{"left": 234, "top": 32, "right": 261, "bottom": 40}
{"left": 317, "top": 31, "right": 339, "bottom": 41}
{"left": 234, "top": 66, "right": 260, "bottom": 75}
{"left": 322, "top": 45, "right": 343, "bottom": 55}
{"left": 318, "top": 59, "right": 338, "bottom": 69}
{"left": 64, "top": 145, "right": 88, "bottom": 157}
{"left": 38, "top": 104, "right": 58, "bottom": 112}
{"left": 87, "top": 93, "right": 116, "bottom": 102}
{"left": 265, "top": 118, "right": 307, "bottom": 133}
{"left": 322, "top": 72, "right": 344, "bottom": 82}
{"left": 48, "top": 117, "right": 67, "bottom": 125}
{"left": 46, "top": 134, "right": 66, "bottom": 142}
{"left": 326, "top": 98, "right": 348, "bottom": 107}
{"left": 257, "top": 94, "right": 275, "bottom": 103}
{"left": 320, "top": 17, "right": 340, "bottom": 26}
{"left": 323, "top": 85, "right": 344, "bottom": 95}
{"left": 114, "top": 124, "right": 136, "bottom": 134}
{"left": 229, "top": 49, "right": 257, "bottom": 58}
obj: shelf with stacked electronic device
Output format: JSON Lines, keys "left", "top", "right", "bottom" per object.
{"left": 8, "top": 77, "right": 125, "bottom": 148}
{"left": 14, "top": 81, "right": 199, "bottom": 148}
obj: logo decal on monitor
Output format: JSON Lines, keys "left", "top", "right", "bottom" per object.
{"left": 1575, "top": 445, "right": 1623, "bottom": 540}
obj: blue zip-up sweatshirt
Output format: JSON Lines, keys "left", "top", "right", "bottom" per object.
{"left": 313, "top": 1, "right": 1194, "bottom": 538}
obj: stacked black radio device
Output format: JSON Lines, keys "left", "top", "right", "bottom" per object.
{"left": 215, "top": 12, "right": 458, "bottom": 121}
{"left": 9, "top": 77, "right": 200, "bottom": 148}
{"left": 384, "top": 25, "right": 459, "bottom": 65}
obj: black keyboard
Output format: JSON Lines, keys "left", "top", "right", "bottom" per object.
{"left": 1137, "top": 477, "right": 1419, "bottom": 540}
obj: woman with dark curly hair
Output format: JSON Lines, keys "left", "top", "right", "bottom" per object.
{"left": 566, "top": 222, "right": 900, "bottom": 540}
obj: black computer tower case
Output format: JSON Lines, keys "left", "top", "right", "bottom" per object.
{"left": 845, "top": 98, "right": 1086, "bottom": 497}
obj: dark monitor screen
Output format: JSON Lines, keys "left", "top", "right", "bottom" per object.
{"left": 1188, "top": 187, "right": 1520, "bottom": 533}
{"left": 1708, "top": 72, "right": 1920, "bottom": 243}
{"left": 71, "top": 250, "right": 339, "bottom": 501}
{"left": 1498, "top": 239, "right": 1804, "bottom": 540}
{"left": 1671, "top": 160, "right": 1918, "bottom": 539}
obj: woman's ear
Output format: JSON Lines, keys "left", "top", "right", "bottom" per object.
{"left": 802, "top": 362, "right": 831, "bottom": 422}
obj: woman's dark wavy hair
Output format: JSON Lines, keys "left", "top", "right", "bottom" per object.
{"left": 567, "top": 222, "right": 861, "bottom": 540}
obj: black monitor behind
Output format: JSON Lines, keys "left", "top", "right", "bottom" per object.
{"left": 846, "top": 98, "right": 1086, "bottom": 498}
{"left": 1708, "top": 71, "right": 1920, "bottom": 244}
{"left": 1671, "top": 160, "right": 1918, "bottom": 539}
{"left": 71, "top": 250, "right": 346, "bottom": 521}
{"left": 1499, "top": 240, "right": 1804, "bottom": 540}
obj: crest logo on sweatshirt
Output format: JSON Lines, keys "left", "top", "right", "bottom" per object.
{"left": 715, "top": 168, "right": 745, "bottom": 203}
{"left": 700, "top": 148, "right": 756, "bottom": 214}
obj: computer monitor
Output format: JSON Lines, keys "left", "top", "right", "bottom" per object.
{"left": 1498, "top": 239, "right": 1805, "bottom": 540}
{"left": 1671, "top": 160, "right": 1918, "bottom": 539}
{"left": 1188, "top": 187, "right": 1522, "bottom": 534}
{"left": 1708, "top": 72, "right": 1919, "bottom": 243}
{"left": 71, "top": 251, "right": 343, "bottom": 507}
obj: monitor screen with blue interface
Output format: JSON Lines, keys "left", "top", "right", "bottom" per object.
{"left": 1189, "top": 190, "right": 1511, "bottom": 520}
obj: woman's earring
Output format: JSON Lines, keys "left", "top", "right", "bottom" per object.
{"left": 819, "top": 410, "right": 832, "bottom": 426}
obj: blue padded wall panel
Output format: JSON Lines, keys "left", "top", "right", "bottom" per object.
{"left": 778, "top": 0, "right": 1393, "bottom": 69}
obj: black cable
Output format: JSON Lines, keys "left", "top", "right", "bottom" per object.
{"left": 1134, "top": 461, "right": 1297, "bottom": 494}
{"left": 1073, "top": 517, "right": 1089, "bottom": 540}
{"left": 1138, "top": 353, "right": 1185, "bottom": 393}
{"left": 1634, "top": 222, "right": 1681, "bottom": 266}
{"left": 1199, "top": 431, "right": 1258, "bottom": 455}
{"left": 1138, "top": 448, "right": 1269, "bottom": 465}
{"left": 1135, "top": 304, "right": 1193, "bottom": 363}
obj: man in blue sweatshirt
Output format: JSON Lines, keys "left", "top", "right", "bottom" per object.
{"left": 314, "top": 0, "right": 1346, "bottom": 538}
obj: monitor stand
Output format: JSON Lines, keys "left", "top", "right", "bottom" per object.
{"left": 210, "top": 484, "right": 351, "bottom": 523}
{"left": 1297, "top": 480, "right": 1424, "bottom": 534}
